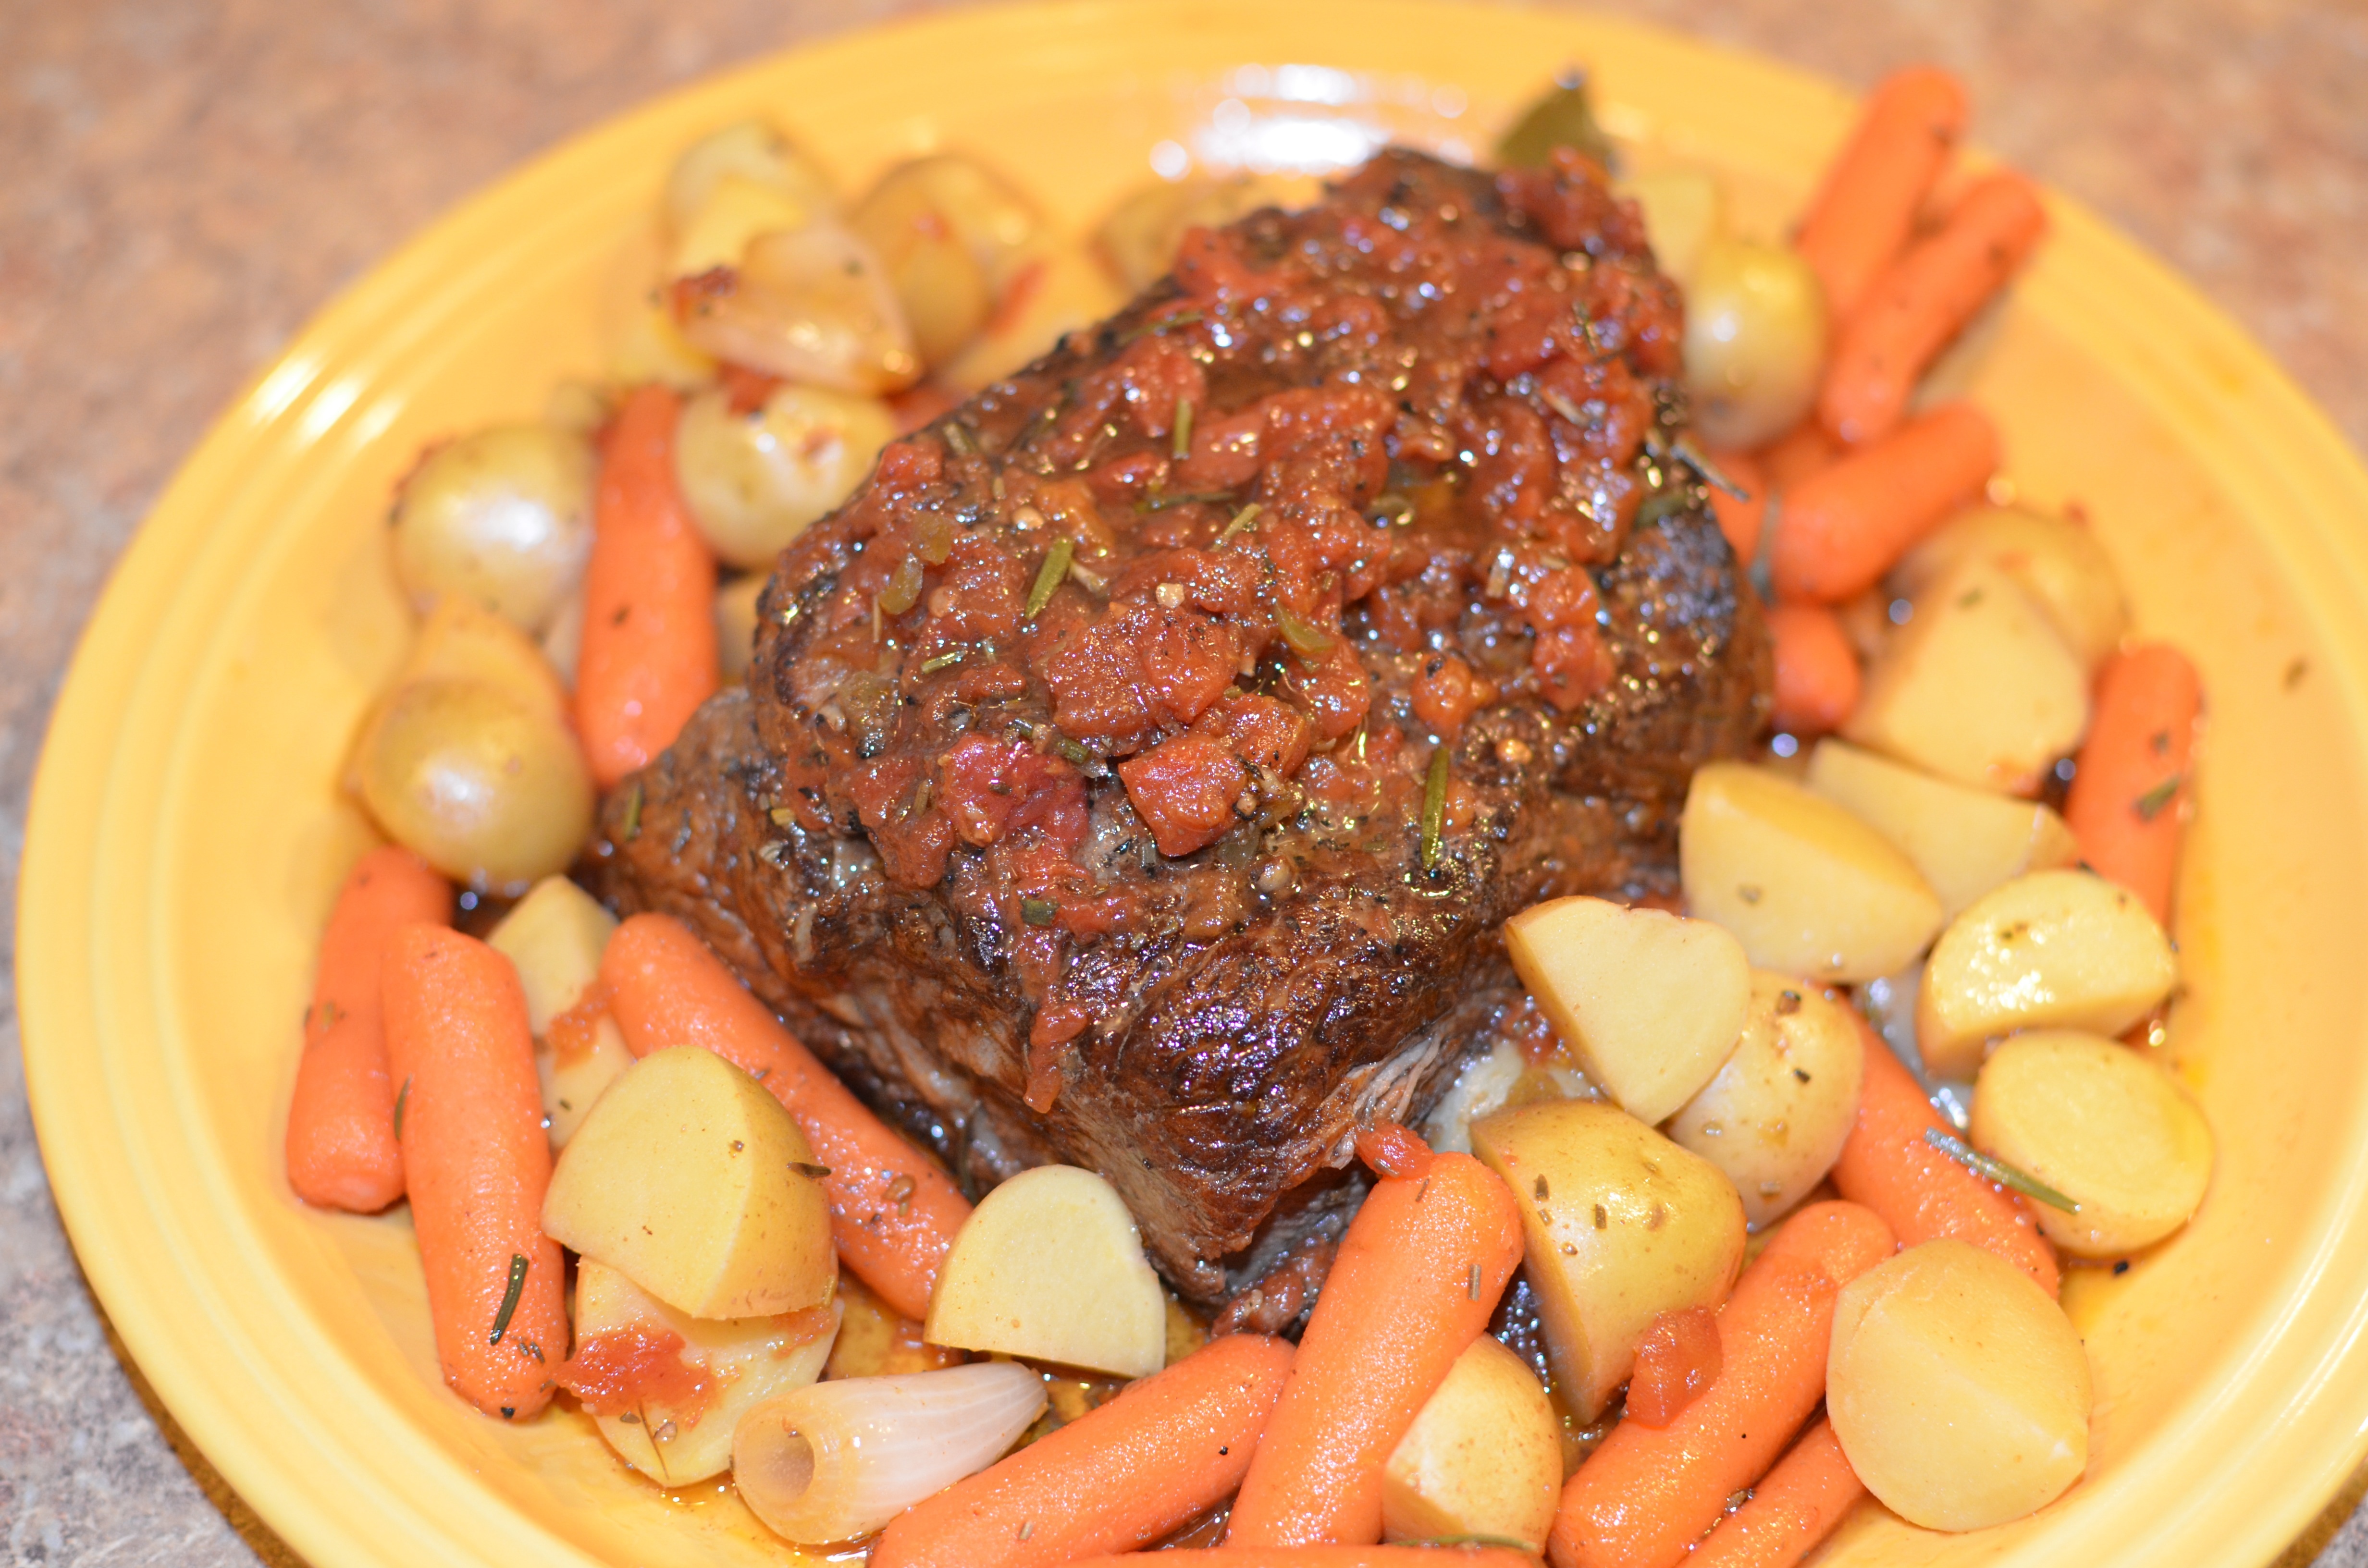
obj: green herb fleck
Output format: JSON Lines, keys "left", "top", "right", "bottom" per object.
{"left": 942, "top": 420, "right": 978, "bottom": 458}
{"left": 1138, "top": 490, "right": 1236, "bottom": 512}
{"left": 1025, "top": 538, "right": 1074, "bottom": 620}
{"left": 1633, "top": 488, "right": 1692, "bottom": 530}
{"left": 1220, "top": 502, "right": 1262, "bottom": 542}
{"left": 2133, "top": 775, "right": 2181, "bottom": 822}
{"left": 392, "top": 1077, "right": 410, "bottom": 1141}
{"left": 1421, "top": 747, "right": 1451, "bottom": 871}
{"left": 1119, "top": 308, "right": 1204, "bottom": 344}
{"left": 1496, "top": 75, "right": 1615, "bottom": 169}
{"left": 1049, "top": 734, "right": 1096, "bottom": 770}
{"left": 490, "top": 1254, "right": 529, "bottom": 1345}
{"left": 621, "top": 780, "right": 644, "bottom": 842}
{"left": 920, "top": 647, "right": 973, "bottom": 674}
{"left": 1021, "top": 896, "right": 1059, "bottom": 927}
{"left": 1172, "top": 396, "right": 1195, "bottom": 462}
{"left": 1274, "top": 607, "right": 1336, "bottom": 663}
{"left": 1670, "top": 434, "right": 1751, "bottom": 502}
{"left": 1924, "top": 1128, "right": 2079, "bottom": 1213}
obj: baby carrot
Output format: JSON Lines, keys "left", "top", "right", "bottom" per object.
{"left": 1227, "top": 1140, "right": 1524, "bottom": 1548}
{"left": 1755, "top": 420, "right": 1839, "bottom": 497}
{"left": 1769, "top": 403, "right": 1998, "bottom": 603}
{"left": 1708, "top": 447, "right": 1767, "bottom": 567}
{"left": 1793, "top": 67, "right": 1971, "bottom": 322}
{"left": 1547, "top": 1202, "right": 1895, "bottom": 1568}
{"left": 1687, "top": 1419, "right": 1865, "bottom": 1568}
{"left": 1067, "top": 1550, "right": 1537, "bottom": 1568}
{"left": 380, "top": 923, "right": 567, "bottom": 1420}
{"left": 1818, "top": 172, "right": 2048, "bottom": 445}
{"left": 598, "top": 912, "right": 970, "bottom": 1322}
{"left": 1767, "top": 601, "right": 1862, "bottom": 735}
{"left": 284, "top": 846, "right": 450, "bottom": 1213}
{"left": 2064, "top": 644, "right": 2202, "bottom": 926}
{"left": 574, "top": 383, "right": 719, "bottom": 789}
{"left": 871, "top": 1332, "right": 1295, "bottom": 1568}
{"left": 1830, "top": 1017, "right": 2060, "bottom": 1295}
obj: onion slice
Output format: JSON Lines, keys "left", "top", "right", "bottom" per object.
{"left": 731, "top": 1360, "right": 1046, "bottom": 1543}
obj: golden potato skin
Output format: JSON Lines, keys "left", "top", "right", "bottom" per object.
{"left": 1382, "top": 1335, "right": 1563, "bottom": 1552}
{"left": 1972, "top": 1030, "right": 2212, "bottom": 1256}
{"left": 1667, "top": 973, "right": 1866, "bottom": 1227}
{"left": 1891, "top": 505, "right": 2129, "bottom": 672}
{"left": 673, "top": 384, "right": 895, "bottom": 569}
{"left": 1683, "top": 236, "right": 1828, "bottom": 450}
{"left": 391, "top": 425, "right": 593, "bottom": 635}
{"left": 1827, "top": 1239, "right": 2092, "bottom": 1531}
{"left": 1472, "top": 1102, "right": 1746, "bottom": 1421}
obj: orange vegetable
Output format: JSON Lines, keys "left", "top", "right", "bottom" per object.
{"left": 1227, "top": 1139, "right": 1524, "bottom": 1548}
{"left": 1687, "top": 1419, "right": 1865, "bottom": 1568}
{"left": 598, "top": 912, "right": 970, "bottom": 1322}
{"left": 1818, "top": 172, "right": 2048, "bottom": 445}
{"left": 1766, "top": 601, "right": 1862, "bottom": 735}
{"left": 1708, "top": 448, "right": 1767, "bottom": 567}
{"left": 1067, "top": 1550, "right": 1537, "bottom": 1568}
{"left": 1755, "top": 420, "right": 1839, "bottom": 497}
{"left": 871, "top": 1333, "right": 1295, "bottom": 1568}
{"left": 284, "top": 846, "right": 450, "bottom": 1212}
{"left": 574, "top": 383, "right": 719, "bottom": 788}
{"left": 2064, "top": 644, "right": 2202, "bottom": 926}
{"left": 1794, "top": 66, "right": 1971, "bottom": 322}
{"left": 1626, "top": 1305, "right": 1723, "bottom": 1428}
{"left": 380, "top": 923, "right": 568, "bottom": 1419}
{"left": 1769, "top": 403, "right": 1998, "bottom": 603}
{"left": 1547, "top": 1201, "right": 1896, "bottom": 1568}
{"left": 1829, "top": 1017, "right": 2060, "bottom": 1295}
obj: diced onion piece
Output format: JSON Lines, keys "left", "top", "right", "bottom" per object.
{"left": 732, "top": 1362, "right": 1046, "bottom": 1543}
{"left": 675, "top": 221, "right": 920, "bottom": 394}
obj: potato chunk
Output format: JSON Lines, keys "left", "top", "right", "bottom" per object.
{"left": 1504, "top": 896, "right": 1751, "bottom": 1126}
{"left": 1382, "top": 1335, "right": 1563, "bottom": 1553}
{"left": 1680, "top": 762, "right": 1944, "bottom": 983}
{"left": 1918, "top": 869, "right": 2179, "bottom": 1078}
{"left": 543, "top": 1046, "right": 835, "bottom": 1319}
{"left": 1471, "top": 1102, "right": 1746, "bottom": 1421}
{"left": 925, "top": 1164, "right": 1165, "bottom": 1377}
{"left": 1806, "top": 739, "right": 2078, "bottom": 917}
{"left": 1971, "top": 1031, "right": 2213, "bottom": 1256}
{"left": 1827, "top": 1239, "right": 2093, "bottom": 1531}
{"left": 486, "top": 876, "right": 632, "bottom": 1147}
{"left": 1667, "top": 974, "right": 1866, "bottom": 1227}
{"left": 571, "top": 1258, "right": 839, "bottom": 1485}
{"left": 1845, "top": 559, "right": 2090, "bottom": 794}
{"left": 1891, "top": 505, "right": 2128, "bottom": 672}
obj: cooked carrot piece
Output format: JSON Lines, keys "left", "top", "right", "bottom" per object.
{"left": 1818, "top": 172, "right": 2048, "bottom": 446}
{"left": 1227, "top": 1138, "right": 1524, "bottom": 1547}
{"left": 1755, "top": 420, "right": 1840, "bottom": 497}
{"left": 598, "top": 912, "right": 970, "bottom": 1322}
{"left": 871, "top": 1332, "right": 1295, "bottom": 1568}
{"left": 380, "top": 923, "right": 568, "bottom": 1419}
{"left": 1687, "top": 1418, "right": 1866, "bottom": 1568}
{"left": 1708, "top": 447, "right": 1768, "bottom": 567}
{"left": 1547, "top": 1201, "right": 1896, "bottom": 1568}
{"left": 2064, "top": 644, "right": 2202, "bottom": 926}
{"left": 575, "top": 383, "right": 719, "bottom": 788}
{"left": 1767, "top": 601, "right": 1862, "bottom": 735}
{"left": 1769, "top": 403, "right": 1998, "bottom": 603}
{"left": 284, "top": 846, "right": 450, "bottom": 1212}
{"left": 1829, "top": 1016, "right": 2060, "bottom": 1295}
{"left": 1794, "top": 67, "right": 1971, "bottom": 322}
{"left": 1067, "top": 1550, "right": 1538, "bottom": 1568}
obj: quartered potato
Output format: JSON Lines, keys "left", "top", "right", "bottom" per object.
{"left": 1684, "top": 235, "right": 1829, "bottom": 450}
{"left": 543, "top": 1046, "right": 838, "bottom": 1320}
{"left": 674, "top": 383, "right": 896, "bottom": 569}
{"left": 941, "top": 242, "right": 1127, "bottom": 394}
{"left": 1472, "top": 1102, "right": 1746, "bottom": 1421}
{"left": 850, "top": 153, "right": 1044, "bottom": 367}
{"left": 1892, "top": 505, "right": 2129, "bottom": 672}
{"left": 1806, "top": 739, "right": 2079, "bottom": 917}
{"left": 1095, "top": 172, "right": 1321, "bottom": 294}
{"left": 1382, "top": 1335, "right": 1563, "bottom": 1553}
{"left": 1827, "top": 1239, "right": 2093, "bottom": 1531}
{"left": 611, "top": 288, "right": 719, "bottom": 390}
{"left": 1667, "top": 973, "right": 1866, "bottom": 1227}
{"left": 1972, "top": 1030, "right": 2212, "bottom": 1256}
{"left": 1680, "top": 762, "right": 1945, "bottom": 983}
{"left": 925, "top": 1164, "right": 1166, "bottom": 1377}
{"left": 674, "top": 220, "right": 921, "bottom": 394}
{"left": 573, "top": 1258, "right": 840, "bottom": 1484}
{"left": 1918, "top": 869, "right": 2179, "bottom": 1078}
{"left": 664, "top": 119, "right": 836, "bottom": 238}
{"left": 1503, "top": 895, "right": 1751, "bottom": 1126}
{"left": 1618, "top": 168, "right": 1724, "bottom": 286}
{"left": 391, "top": 425, "right": 594, "bottom": 635}
{"left": 1846, "top": 558, "right": 2090, "bottom": 795}
{"left": 486, "top": 876, "right": 632, "bottom": 1147}
{"left": 715, "top": 573, "right": 766, "bottom": 683}
{"left": 668, "top": 174, "right": 818, "bottom": 280}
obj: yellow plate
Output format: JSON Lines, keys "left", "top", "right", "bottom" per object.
{"left": 22, "top": 2, "right": 2368, "bottom": 1564}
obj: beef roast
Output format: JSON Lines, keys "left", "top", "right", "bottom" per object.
{"left": 594, "top": 148, "right": 1769, "bottom": 1308}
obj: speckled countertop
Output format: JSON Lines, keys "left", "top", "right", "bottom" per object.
{"left": 3, "top": 2, "right": 2363, "bottom": 1563}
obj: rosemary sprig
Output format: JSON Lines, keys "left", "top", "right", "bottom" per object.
{"left": 1421, "top": 747, "right": 1451, "bottom": 871}
{"left": 2134, "top": 774, "right": 2182, "bottom": 822}
{"left": 920, "top": 647, "right": 974, "bottom": 674}
{"left": 392, "top": 1077, "right": 410, "bottom": 1142}
{"left": 1220, "top": 502, "right": 1262, "bottom": 543}
{"left": 1924, "top": 1128, "right": 2080, "bottom": 1213}
{"left": 1025, "top": 538, "right": 1074, "bottom": 620}
{"left": 1117, "top": 308, "right": 1204, "bottom": 344}
{"left": 620, "top": 779, "right": 644, "bottom": 842}
{"left": 1274, "top": 607, "right": 1336, "bottom": 663}
{"left": 1669, "top": 432, "right": 1752, "bottom": 502}
{"left": 1172, "top": 396, "right": 1196, "bottom": 461}
{"left": 941, "top": 419, "right": 978, "bottom": 458}
{"left": 1138, "top": 489, "right": 1236, "bottom": 512}
{"left": 489, "top": 1254, "right": 529, "bottom": 1345}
